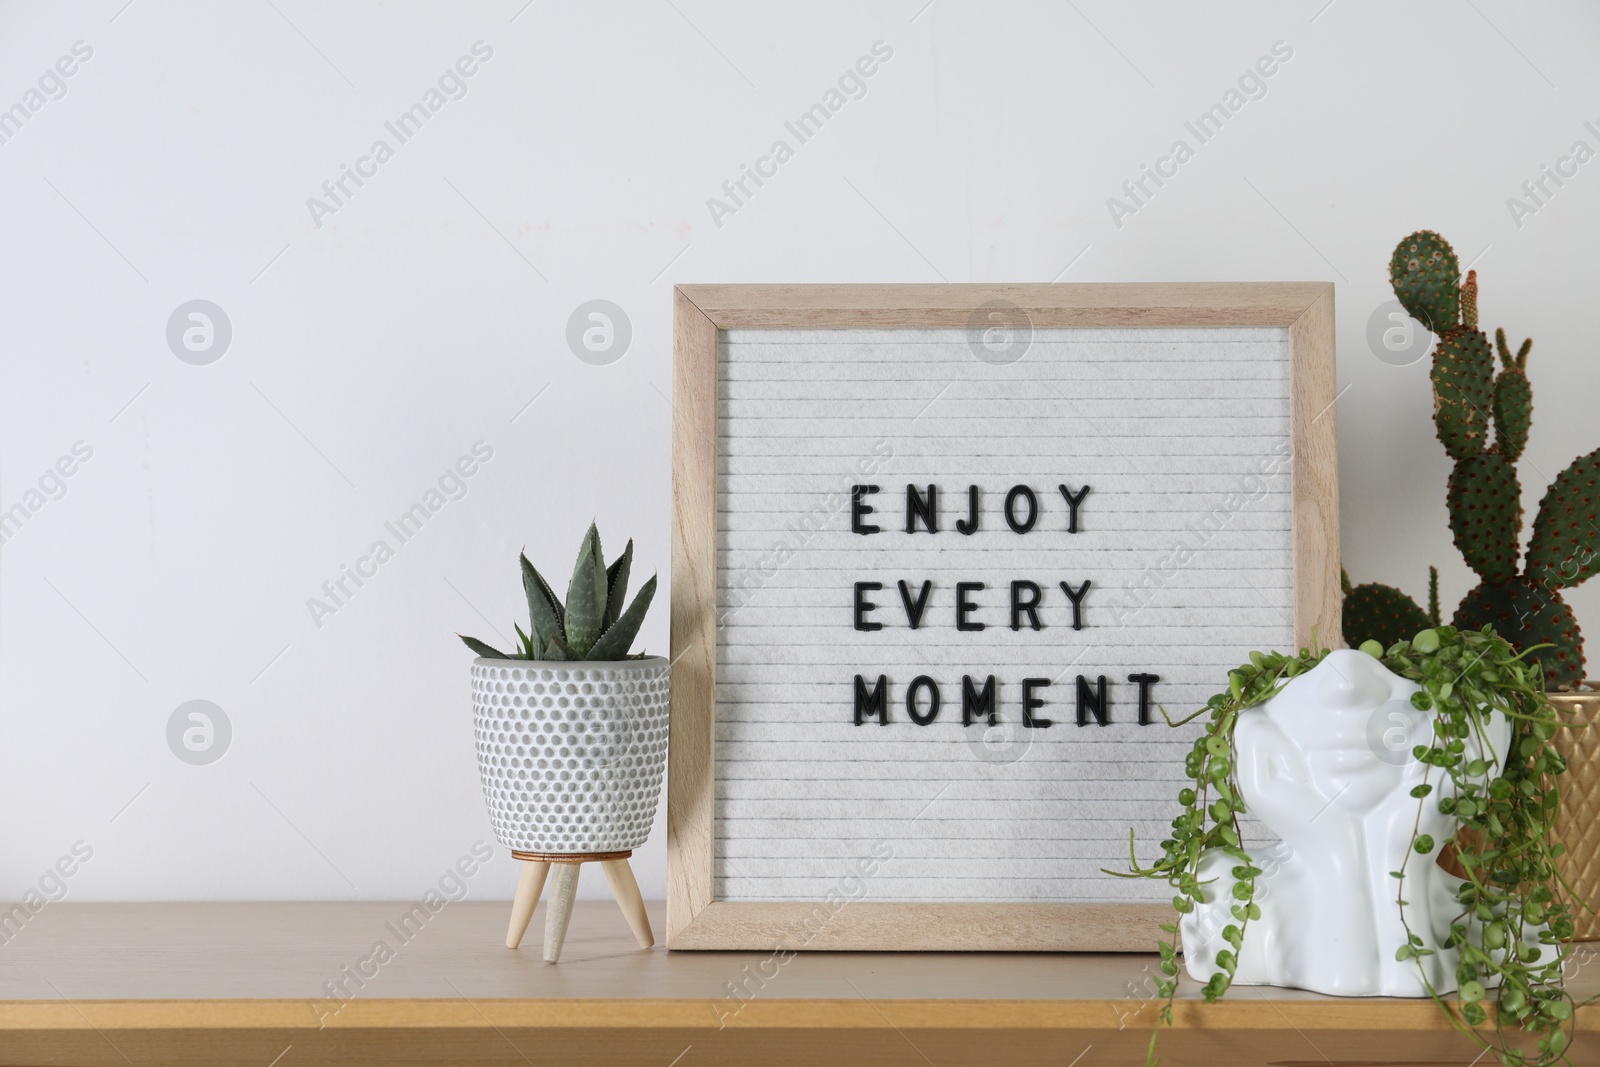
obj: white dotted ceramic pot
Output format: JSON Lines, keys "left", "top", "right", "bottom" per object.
{"left": 472, "top": 657, "right": 671, "bottom": 854}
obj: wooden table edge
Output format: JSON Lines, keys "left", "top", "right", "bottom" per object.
{"left": 2, "top": 996, "right": 1580, "bottom": 1032}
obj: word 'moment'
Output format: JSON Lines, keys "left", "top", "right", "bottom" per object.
{"left": 853, "top": 672, "right": 1162, "bottom": 729}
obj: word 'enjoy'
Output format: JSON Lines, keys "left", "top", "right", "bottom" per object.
{"left": 852, "top": 483, "right": 1090, "bottom": 535}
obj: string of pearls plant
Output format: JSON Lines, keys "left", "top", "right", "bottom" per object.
{"left": 1116, "top": 626, "right": 1582, "bottom": 1066}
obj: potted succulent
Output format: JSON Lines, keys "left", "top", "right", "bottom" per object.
{"left": 1344, "top": 231, "right": 1600, "bottom": 937}
{"left": 459, "top": 525, "right": 667, "bottom": 962}
{"left": 1121, "top": 630, "right": 1575, "bottom": 1066}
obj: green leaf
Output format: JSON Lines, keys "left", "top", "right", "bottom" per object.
{"left": 563, "top": 524, "right": 608, "bottom": 655}
{"left": 459, "top": 634, "right": 510, "bottom": 659}
{"left": 604, "top": 539, "right": 634, "bottom": 630}
{"left": 521, "top": 552, "right": 565, "bottom": 647}
{"left": 542, "top": 634, "right": 580, "bottom": 661}
{"left": 514, "top": 621, "right": 537, "bottom": 658}
{"left": 587, "top": 574, "right": 657, "bottom": 660}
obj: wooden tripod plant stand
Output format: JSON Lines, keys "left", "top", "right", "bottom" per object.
{"left": 505, "top": 850, "right": 652, "bottom": 962}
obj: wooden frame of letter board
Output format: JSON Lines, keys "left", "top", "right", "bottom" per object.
{"left": 668, "top": 283, "right": 1339, "bottom": 951}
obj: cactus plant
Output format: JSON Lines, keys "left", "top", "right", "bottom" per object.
{"left": 458, "top": 524, "right": 657, "bottom": 661}
{"left": 1341, "top": 567, "right": 1437, "bottom": 650}
{"left": 1344, "top": 231, "right": 1600, "bottom": 688}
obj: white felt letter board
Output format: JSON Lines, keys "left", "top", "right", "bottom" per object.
{"left": 668, "top": 284, "right": 1338, "bottom": 951}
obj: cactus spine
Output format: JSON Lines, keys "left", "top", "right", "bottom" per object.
{"left": 1343, "top": 231, "right": 1599, "bottom": 688}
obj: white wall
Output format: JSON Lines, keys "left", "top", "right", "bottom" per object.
{"left": 2, "top": 0, "right": 1596, "bottom": 903}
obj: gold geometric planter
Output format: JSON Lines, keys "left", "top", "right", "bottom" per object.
{"left": 1550, "top": 687, "right": 1600, "bottom": 941}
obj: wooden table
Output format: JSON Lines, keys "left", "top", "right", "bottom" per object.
{"left": 1, "top": 902, "right": 1594, "bottom": 1066}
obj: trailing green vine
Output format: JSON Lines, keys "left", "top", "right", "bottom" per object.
{"left": 1114, "top": 626, "right": 1582, "bottom": 1066}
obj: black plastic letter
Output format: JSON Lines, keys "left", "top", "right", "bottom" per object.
{"left": 1128, "top": 673, "right": 1160, "bottom": 725}
{"left": 955, "top": 485, "right": 980, "bottom": 535}
{"left": 898, "top": 579, "right": 933, "bottom": 629}
{"left": 1059, "top": 579, "right": 1091, "bottom": 631}
{"left": 1076, "top": 674, "right": 1109, "bottom": 726}
{"left": 906, "top": 484, "right": 938, "bottom": 534}
{"left": 1021, "top": 678, "right": 1052, "bottom": 728}
{"left": 906, "top": 675, "right": 941, "bottom": 725}
{"left": 1058, "top": 484, "right": 1091, "bottom": 533}
{"left": 956, "top": 582, "right": 986, "bottom": 631}
{"left": 1010, "top": 580, "right": 1043, "bottom": 631}
{"left": 1004, "top": 485, "right": 1038, "bottom": 534}
{"left": 962, "top": 675, "right": 997, "bottom": 725}
{"left": 851, "top": 485, "right": 881, "bottom": 535}
{"left": 854, "top": 582, "right": 883, "bottom": 631}
{"left": 854, "top": 674, "right": 888, "bottom": 725}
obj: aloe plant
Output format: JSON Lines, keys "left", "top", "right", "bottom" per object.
{"left": 458, "top": 524, "right": 657, "bottom": 661}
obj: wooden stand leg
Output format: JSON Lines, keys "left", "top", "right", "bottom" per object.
{"left": 505, "top": 860, "right": 550, "bottom": 949}
{"left": 542, "top": 862, "right": 581, "bottom": 963}
{"left": 601, "top": 857, "right": 654, "bottom": 949}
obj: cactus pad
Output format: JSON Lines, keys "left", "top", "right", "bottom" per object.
{"left": 1493, "top": 366, "right": 1531, "bottom": 462}
{"left": 1343, "top": 581, "right": 1431, "bottom": 650}
{"left": 1492, "top": 328, "right": 1533, "bottom": 462}
{"left": 1447, "top": 451, "right": 1523, "bottom": 583}
{"left": 1431, "top": 327, "right": 1495, "bottom": 460}
{"left": 1390, "top": 231, "right": 1460, "bottom": 332}
{"left": 1527, "top": 448, "right": 1600, "bottom": 589}
{"left": 1497, "top": 327, "right": 1532, "bottom": 371}
{"left": 1454, "top": 578, "right": 1585, "bottom": 688}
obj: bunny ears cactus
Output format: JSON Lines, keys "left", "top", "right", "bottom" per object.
{"left": 1344, "top": 231, "right": 1600, "bottom": 688}
{"left": 458, "top": 524, "right": 657, "bottom": 661}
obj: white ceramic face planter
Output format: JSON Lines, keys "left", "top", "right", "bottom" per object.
{"left": 1181, "top": 649, "right": 1551, "bottom": 997}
